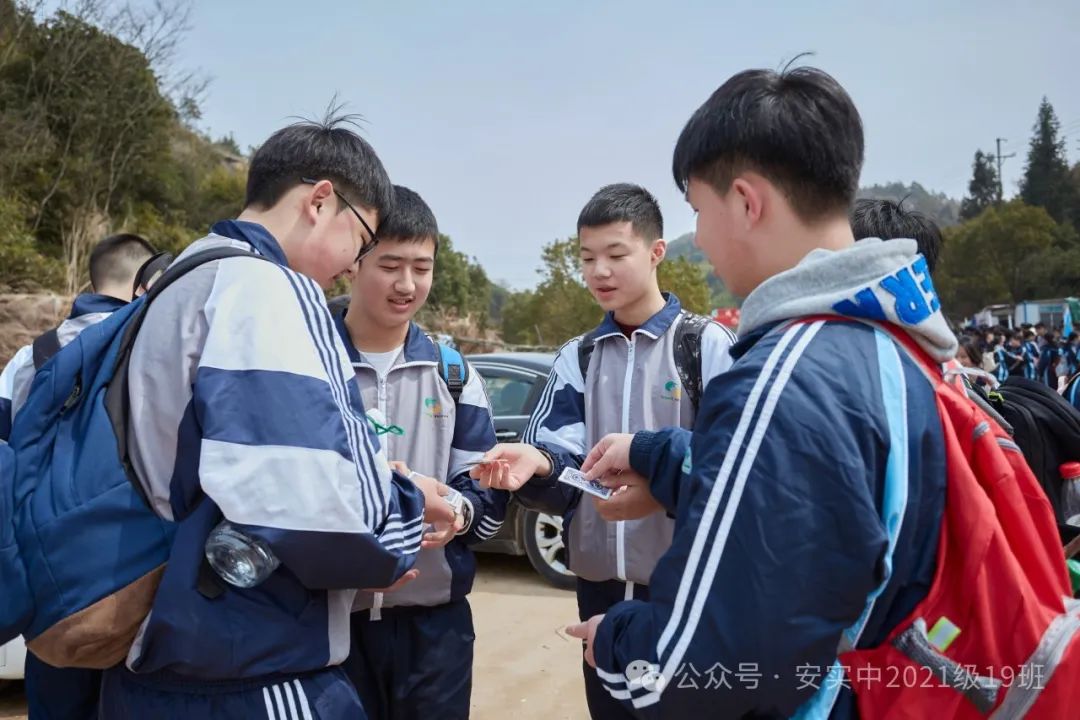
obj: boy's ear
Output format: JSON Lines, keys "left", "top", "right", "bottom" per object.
{"left": 731, "top": 176, "right": 763, "bottom": 230}
{"left": 651, "top": 238, "right": 667, "bottom": 266}
{"left": 303, "top": 179, "right": 335, "bottom": 224}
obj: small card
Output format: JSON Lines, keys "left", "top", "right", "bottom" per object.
{"left": 558, "top": 467, "right": 614, "bottom": 500}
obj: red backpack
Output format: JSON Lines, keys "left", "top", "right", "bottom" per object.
{"left": 842, "top": 322, "right": 1080, "bottom": 719}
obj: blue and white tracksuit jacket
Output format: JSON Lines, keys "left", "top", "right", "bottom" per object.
{"left": 517, "top": 294, "right": 736, "bottom": 587}
{"left": 333, "top": 317, "right": 505, "bottom": 612}
{"left": 119, "top": 220, "right": 424, "bottom": 681}
{"left": 589, "top": 241, "right": 951, "bottom": 718}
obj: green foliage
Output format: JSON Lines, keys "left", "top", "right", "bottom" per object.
{"left": 0, "top": 196, "right": 63, "bottom": 290}
{"left": 1019, "top": 98, "right": 1077, "bottom": 225}
{"left": 0, "top": 2, "right": 246, "bottom": 293}
{"left": 500, "top": 237, "right": 601, "bottom": 346}
{"left": 420, "top": 235, "right": 493, "bottom": 328}
{"left": 658, "top": 255, "right": 710, "bottom": 314}
{"left": 665, "top": 232, "right": 740, "bottom": 307}
{"left": 960, "top": 150, "right": 1000, "bottom": 220}
{"left": 935, "top": 201, "right": 1060, "bottom": 317}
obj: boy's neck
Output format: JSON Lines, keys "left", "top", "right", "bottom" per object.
{"left": 767, "top": 214, "right": 855, "bottom": 279}
{"left": 345, "top": 310, "right": 411, "bottom": 354}
{"left": 612, "top": 286, "right": 667, "bottom": 327}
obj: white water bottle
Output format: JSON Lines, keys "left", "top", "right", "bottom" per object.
{"left": 1062, "top": 463, "right": 1080, "bottom": 527}
{"left": 204, "top": 521, "right": 281, "bottom": 588}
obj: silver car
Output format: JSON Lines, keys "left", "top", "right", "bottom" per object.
{"left": 468, "top": 353, "right": 575, "bottom": 590}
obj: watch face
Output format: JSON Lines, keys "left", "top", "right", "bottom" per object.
{"left": 444, "top": 489, "right": 464, "bottom": 513}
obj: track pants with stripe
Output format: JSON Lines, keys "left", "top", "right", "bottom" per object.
{"left": 577, "top": 578, "right": 650, "bottom": 720}
{"left": 24, "top": 652, "right": 101, "bottom": 720}
{"left": 97, "top": 665, "right": 363, "bottom": 719}
{"left": 344, "top": 599, "right": 474, "bottom": 720}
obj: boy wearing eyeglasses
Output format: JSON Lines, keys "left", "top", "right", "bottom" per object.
{"left": 97, "top": 118, "right": 454, "bottom": 719}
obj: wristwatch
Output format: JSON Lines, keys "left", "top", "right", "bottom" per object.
{"left": 443, "top": 488, "right": 474, "bottom": 535}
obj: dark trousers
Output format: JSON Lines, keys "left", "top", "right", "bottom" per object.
{"left": 345, "top": 599, "right": 474, "bottom": 720}
{"left": 576, "top": 578, "right": 650, "bottom": 720}
{"left": 98, "top": 665, "right": 363, "bottom": 719}
{"left": 24, "top": 652, "right": 100, "bottom": 720}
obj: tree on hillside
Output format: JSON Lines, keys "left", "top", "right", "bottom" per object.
{"left": 1019, "top": 98, "right": 1075, "bottom": 225}
{"left": 423, "top": 235, "right": 493, "bottom": 325}
{"left": 960, "top": 150, "right": 999, "bottom": 220}
{"left": 664, "top": 232, "right": 742, "bottom": 307}
{"left": 935, "top": 201, "right": 1059, "bottom": 317}
{"left": 501, "top": 238, "right": 600, "bottom": 346}
{"left": 658, "top": 255, "right": 710, "bottom": 314}
{"left": 0, "top": 0, "right": 243, "bottom": 294}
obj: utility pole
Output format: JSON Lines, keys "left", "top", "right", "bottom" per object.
{"left": 994, "top": 137, "right": 1016, "bottom": 205}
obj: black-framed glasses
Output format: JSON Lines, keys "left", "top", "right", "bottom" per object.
{"left": 300, "top": 177, "right": 378, "bottom": 264}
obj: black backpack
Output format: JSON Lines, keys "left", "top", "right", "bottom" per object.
{"left": 577, "top": 312, "right": 717, "bottom": 413}
{"left": 989, "top": 377, "right": 1080, "bottom": 542}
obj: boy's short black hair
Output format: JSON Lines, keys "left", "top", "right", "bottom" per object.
{"left": 577, "top": 183, "right": 663, "bottom": 241}
{"left": 245, "top": 112, "right": 393, "bottom": 222}
{"left": 850, "top": 199, "right": 944, "bottom": 272}
{"left": 89, "top": 233, "right": 155, "bottom": 291}
{"left": 374, "top": 185, "right": 439, "bottom": 255}
{"left": 1023, "top": 330, "right": 1036, "bottom": 341}
{"left": 673, "top": 64, "right": 863, "bottom": 223}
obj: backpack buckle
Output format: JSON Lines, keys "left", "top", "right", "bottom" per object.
{"left": 62, "top": 378, "right": 83, "bottom": 412}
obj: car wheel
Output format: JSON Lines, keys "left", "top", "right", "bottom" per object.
{"left": 522, "top": 510, "right": 575, "bottom": 590}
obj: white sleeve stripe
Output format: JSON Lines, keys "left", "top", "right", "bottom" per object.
{"left": 262, "top": 687, "right": 276, "bottom": 720}
{"left": 523, "top": 369, "right": 561, "bottom": 444}
{"left": 297, "top": 272, "right": 387, "bottom": 523}
{"left": 283, "top": 268, "right": 386, "bottom": 528}
{"left": 379, "top": 524, "right": 426, "bottom": 543}
{"left": 293, "top": 679, "right": 314, "bottom": 720}
{"left": 280, "top": 268, "right": 374, "bottom": 523}
{"left": 655, "top": 321, "right": 824, "bottom": 700}
{"left": 596, "top": 667, "right": 625, "bottom": 683}
{"left": 384, "top": 515, "right": 425, "bottom": 533}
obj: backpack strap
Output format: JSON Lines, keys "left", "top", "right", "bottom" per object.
{"left": 104, "top": 246, "right": 272, "bottom": 509}
{"left": 436, "top": 342, "right": 468, "bottom": 405}
{"left": 31, "top": 328, "right": 62, "bottom": 371}
{"left": 105, "top": 246, "right": 273, "bottom": 601}
{"left": 132, "top": 251, "right": 175, "bottom": 297}
{"left": 672, "top": 313, "right": 711, "bottom": 413}
{"left": 577, "top": 328, "right": 600, "bottom": 385}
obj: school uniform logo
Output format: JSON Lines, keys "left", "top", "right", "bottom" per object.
{"left": 661, "top": 380, "right": 682, "bottom": 401}
{"left": 423, "top": 397, "right": 449, "bottom": 419}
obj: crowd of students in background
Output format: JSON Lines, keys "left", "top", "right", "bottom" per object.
{"left": 952, "top": 323, "right": 1080, "bottom": 391}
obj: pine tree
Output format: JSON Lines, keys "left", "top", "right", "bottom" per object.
{"left": 960, "top": 150, "right": 999, "bottom": 220}
{"left": 1019, "top": 97, "right": 1073, "bottom": 224}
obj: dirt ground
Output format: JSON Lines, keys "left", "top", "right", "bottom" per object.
{"left": 0, "top": 553, "right": 588, "bottom": 719}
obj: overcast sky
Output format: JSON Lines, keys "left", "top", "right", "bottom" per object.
{"left": 174, "top": 0, "right": 1080, "bottom": 288}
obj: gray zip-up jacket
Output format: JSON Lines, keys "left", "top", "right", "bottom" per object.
{"left": 518, "top": 294, "right": 736, "bottom": 586}
{"left": 335, "top": 316, "right": 506, "bottom": 611}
